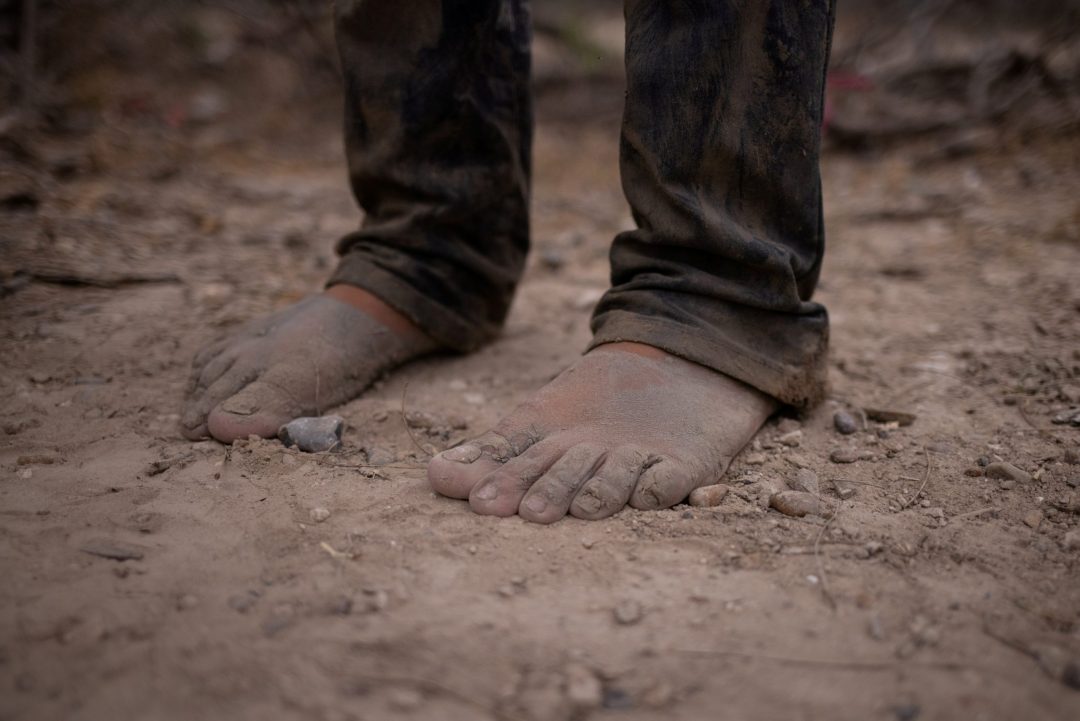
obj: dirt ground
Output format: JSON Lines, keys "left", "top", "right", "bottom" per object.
{"left": 2, "top": 6, "right": 1080, "bottom": 721}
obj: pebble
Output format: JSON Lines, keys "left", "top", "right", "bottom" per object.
{"left": 963, "top": 466, "right": 983, "bottom": 477}
{"left": 602, "top": 687, "right": 634, "bottom": 709}
{"left": 743, "top": 452, "right": 766, "bottom": 466}
{"left": 984, "top": 462, "right": 1032, "bottom": 484}
{"left": 1063, "top": 447, "right": 1079, "bottom": 465}
{"left": 564, "top": 663, "right": 603, "bottom": 709}
{"left": 309, "top": 507, "right": 331, "bottom": 523}
{"left": 830, "top": 449, "right": 859, "bottom": 464}
{"left": 1051, "top": 408, "right": 1080, "bottom": 426}
{"left": 688, "top": 483, "right": 729, "bottom": 507}
{"left": 1063, "top": 530, "right": 1080, "bottom": 551}
{"left": 864, "top": 407, "right": 917, "bottom": 426}
{"left": 463, "top": 392, "right": 485, "bottom": 406}
{"left": 613, "top": 599, "right": 643, "bottom": 625}
{"left": 1023, "top": 510, "right": 1043, "bottom": 529}
{"left": 833, "top": 410, "right": 858, "bottom": 435}
{"left": 788, "top": 468, "right": 819, "bottom": 495}
{"left": 777, "top": 430, "right": 802, "bottom": 447}
{"left": 769, "top": 491, "right": 823, "bottom": 518}
{"left": 277, "top": 416, "right": 344, "bottom": 453}
{"left": 832, "top": 479, "right": 856, "bottom": 499}
{"left": 539, "top": 248, "right": 566, "bottom": 271}
{"left": 776, "top": 417, "right": 801, "bottom": 434}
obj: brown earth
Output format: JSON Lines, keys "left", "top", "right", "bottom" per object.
{"left": 2, "top": 16, "right": 1080, "bottom": 721}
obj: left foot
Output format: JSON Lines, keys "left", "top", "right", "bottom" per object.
{"left": 427, "top": 342, "right": 777, "bottom": 523}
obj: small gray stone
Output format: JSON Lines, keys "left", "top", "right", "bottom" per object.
{"left": 277, "top": 415, "right": 344, "bottom": 453}
{"left": 1062, "top": 447, "right": 1079, "bottom": 465}
{"left": 830, "top": 449, "right": 859, "bottom": 464}
{"left": 1051, "top": 408, "right": 1080, "bottom": 426}
{"left": 1063, "top": 530, "right": 1080, "bottom": 551}
{"left": 984, "top": 462, "right": 1032, "bottom": 484}
{"left": 1022, "top": 510, "right": 1043, "bottom": 529}
{"left": 834, "top": 410, "right": 858, "bottom": 435}
{"left": 309, "top": 507, "right": 331, "bottom": 523}
{"left": 832, "top": 479, "right": 856, "bottom": 499}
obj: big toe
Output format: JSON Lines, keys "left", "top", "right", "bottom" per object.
{"left": 206, "top": 378, "right": 304, "bottom": 443}
{"left": 427, "top": 430, "right": 531, "bottom": 499}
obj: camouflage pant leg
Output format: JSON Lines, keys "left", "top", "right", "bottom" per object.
{"left": 331, "top": 0, "right": 834, "bottom": 409}
{"left": 589, "top": 0, "right": 836, "bottom": 409}
{"left": 328, "top": 0, "right": 532, "bottom": 351}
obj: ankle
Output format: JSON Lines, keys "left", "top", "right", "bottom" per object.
{"left": 324, "top": 285, "right": 433, "bottom": 344}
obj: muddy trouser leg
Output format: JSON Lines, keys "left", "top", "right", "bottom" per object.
{"left": 328, "top": 1, "right": 532, "bottom": 351}
{"left": 589, "top": 1, "right": 836, "bottom": 409}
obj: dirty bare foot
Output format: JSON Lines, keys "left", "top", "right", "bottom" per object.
{"left": 427, "top": 342, "right": 777, "bottom": 523}
{"left": 182, "top": 286, "right": 437, "bottom": 442}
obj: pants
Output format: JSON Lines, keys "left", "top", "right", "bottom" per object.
{"left": 329, "top": 0, "right": 835, "bottom": 409}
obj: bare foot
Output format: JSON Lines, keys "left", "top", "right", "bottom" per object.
{"left": 427, "top": 342, "right": 777, "bottom": 523}
{"left": 182, "top": 286, "right": 437, "bottom": 442}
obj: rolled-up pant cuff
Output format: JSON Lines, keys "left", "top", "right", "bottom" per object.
{"left": 327, "top": 251, "right": 501, "bottom": 354}
{"left": 588, "top": 306, "right": 828, "bottom": 410}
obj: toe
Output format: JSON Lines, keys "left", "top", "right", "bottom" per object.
{"left": 205, "top": 370, "right": 306, "bottom": 443}
{"left": 629, "top": 457, "right": 701, "bottom": 511}
{"left": 468, "top": 439, "right": 565, "bottom": 517}
{"left": 180, "top": 365, "right": 257, "bottom": 440}
{"left": 518, "top": 443, "right": 607, "bottom": 524}
{"left": 570, "top": 445, "right": 649, "bottom": 520}
{"left": 190, "top": 350, "right": 239, "bottom": 395}
{"left": 191, "top": 337, "right": 230, "bottom": 374}
{"left": 428, "top": 428, "right": 540, "bottom": 499}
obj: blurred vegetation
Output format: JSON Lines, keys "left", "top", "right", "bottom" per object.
{"left": 1, "top": 0, "right": 1078, "bottom": 141}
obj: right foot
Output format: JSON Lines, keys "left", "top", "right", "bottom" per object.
{"left": 181, "top": 286, "right": 438, "bottom": 442}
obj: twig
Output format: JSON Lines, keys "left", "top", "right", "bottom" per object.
{"left": 674, "top": 648, "right": 973, "bottom": 672}
{"left": 826, "top": 477, "right": 889, "bottom": 491}
{"left": 898, "top": 446, "right": 932, "bottom": 511}
{"left": 951, "top": 506, "right": 999, "bottom": 521}
{"left": 813, "top": 495, "right": 843, "bottom": 611}
{"left": 401, "top": 381, "right": 432, "bottom": 458}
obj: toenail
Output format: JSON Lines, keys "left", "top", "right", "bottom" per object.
{"left": 474, "top": 484, "right": 498, "bottom": 501}
{"left": 442, "top": 444, "right": 481, "bottom": 463}
{"left": 574, "top": 493, "right": 602, "bottom": 515}
{"left": 523, "top": 496, "right": 547, "bottom": 515}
